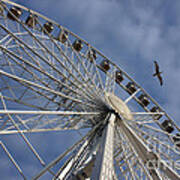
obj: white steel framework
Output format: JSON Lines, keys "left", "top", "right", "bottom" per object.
{"left": 0, "top": 0, "right": 180, "bottom": 179}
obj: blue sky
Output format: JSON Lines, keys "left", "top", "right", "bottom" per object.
{"left": 1, "top": 0, "right": 180, "bottom": 179}
{"left": 15, "top": 0, "right": 180, "bottom": 125}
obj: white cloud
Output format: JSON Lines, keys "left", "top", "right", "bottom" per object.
{"left": 2, "top": 0, "right": 180, "bottom": 178}
{"left": 8, "top": 0, "right": 180, "bottom": 146}
{"left": 6, "top": 0, "right": 180, "bottom": 139}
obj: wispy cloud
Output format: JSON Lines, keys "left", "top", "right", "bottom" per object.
{"left": 8, "top": 0, "right": 180, "bottom": 151}
{"left": 1, "top": 0, "right": 180, "bottom": 179}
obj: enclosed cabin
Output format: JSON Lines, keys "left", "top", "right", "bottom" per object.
{"left": 150, "top": 106, "right": 162, "bottom": 120}
{"left": 25, "top": 14, "right": 38, "bottom": 28}
{"left": 7, "top": 6, "right": 22, "bottom": 21}
{"left": 42, "top": 22, "right": 54, "bottom": 34}
{"left": 126, "top": 82, "right": 136, "bottom": 95}
{"left": 161, "top": 120, "right": 174, "bottom": 133}
{"left": 173, "top": 133, "right": 180, "bottom": 148}
{"left": 87, "top": 49, "right": 97, "bottom": 63}
{"left": 58, "top": 30, "right": 68, "bottom": 43}
{"left": 138, "top": 94, "right": 150, "bottom": 107}
{"left": 72, "top": 39, "right": 83, "bottom": 52}
{"left": 115, "top": 70, "right": 124, "bottom": 84}
{"left": 100, "top": 60, "right": 110, "bottom": 72}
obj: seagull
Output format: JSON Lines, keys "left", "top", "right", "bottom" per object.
{"left": 153, "top": 61, "right": 163, "bottom": 86}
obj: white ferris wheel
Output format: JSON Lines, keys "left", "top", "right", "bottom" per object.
{"left": 0, "top": 0, "right": 180, "bottom": 179}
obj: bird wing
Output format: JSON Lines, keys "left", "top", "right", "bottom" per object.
{"left": 157, "top": 74, "right": 163, "bottom": 86}
{"left": 154, "top": 61, "right": 159, "bottom": 73}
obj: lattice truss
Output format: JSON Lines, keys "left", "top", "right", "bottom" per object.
{"left": 0, "top": 1, "right": 179, "bottom": 179}
{"left": 0, "top": 2, "right": 110, "bottom": 133}
{"left": 114, "top": 115, "right": 180, "bottom": 180}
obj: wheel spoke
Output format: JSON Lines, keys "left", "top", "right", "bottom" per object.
{"left": 0, "top": 1, "right": 179, "bottom": 179}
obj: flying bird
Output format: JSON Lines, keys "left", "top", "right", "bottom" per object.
{"left": 153, "top": 61, "right": 163, "bottom": 86}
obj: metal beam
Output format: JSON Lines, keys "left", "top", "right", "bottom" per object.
{"left": 118, "top": 119, "right": 161, "bottom": 180}
{"left": 91, "top": 113, "right": 116, "bottom": 179}
{"left": 0, "top": 110, "right": 100, "bottom": 115}
{"left": 32, "top": 122, "right": 101, "bottom": 180}
{"left": 0, "top": 141, "right": 26, "bottom": 180}
{"left": 118, "top": 119, "right": 180, "bottom": 180}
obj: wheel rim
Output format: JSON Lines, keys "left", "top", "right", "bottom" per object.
{"left": 0, "top": 1, "right": 180, "bottom": 179}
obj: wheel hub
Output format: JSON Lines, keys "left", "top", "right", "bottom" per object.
{"left": 105, "top": 92, "right": 133, "bottom": 120}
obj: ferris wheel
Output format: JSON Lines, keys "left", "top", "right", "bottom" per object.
{"left": 0, "top": 0, "right": 180, "bottom": 179}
